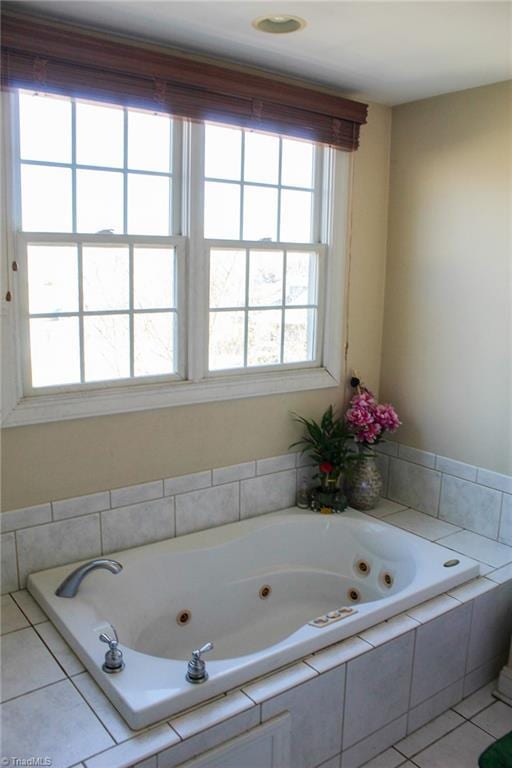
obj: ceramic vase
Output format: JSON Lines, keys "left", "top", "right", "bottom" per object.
{"left": 346, "top": 451, "right": 382, "bottom": 510}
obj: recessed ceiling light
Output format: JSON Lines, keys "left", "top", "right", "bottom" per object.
{"left": 252, "top": 15, "right": 307, "bottom": 34}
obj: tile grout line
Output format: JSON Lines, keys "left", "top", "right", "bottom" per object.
{"left": 13, "top": 530, "right": 21, "bottom": 593}
{"left": 404, "top": 622, "right": 419, "bottom": 734}
{"left": 32, "top": 622, "right": 82, "bottom": 680}
{"left": 66, "top": 673, "right": 121, "bottom": 749}
{"left": 339, "top": 652, "right": 349, "bottom": 757}
{"left": 4, "top": 445, "right": 511, "bottom": 516}
{"left": 394, "top": 713, "right": 474, "bottom": 761}
{"left": 436, "top": 472, "right": 443, "bottom": 519}
{"left": 0, "top": 675, "right": 70, "bottom": 707}
{"left": 10, "top": 591, "right": 42, "bottom": 625}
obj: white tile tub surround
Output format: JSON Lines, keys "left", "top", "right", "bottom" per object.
{"left": 364, "top": 499, "right": 409, "bottom": 519}
{"left": 1, "top": 532, "right": 19, "bottom": 592}
{"left": 170, "top": 690, "right": 254, "bottom": 740}
{"left": 406, "top": 679, "right": 465, "bottom": 734}
{"left": 1, "top": 444, "right": 511, "bottom": 767}
{"left": 101, "top": 497, "right": 175, "bottom": 553}
{"left": 398, "top": 445, "right": 437, "bottom": 469}
{"left": 2, "top": 442, "right": 511, "bottom": 594}
{"left": 343, "top": 633, "right": 415, "bottom": 749}
{"left": 260, "top": 667, "right": 345, "bottom": 768}
{"left": 438, "top": 530, "right": 512, "bottom": 568}
{"left": 2, "top": 569, "right": 512, "bottom": 768}
{"left": 0, "top": 453, "right": 301, "bottom": 593}
{"left": 0, "top": 502, "right": 52, "bottom": 533}
{"left": 110, "top": 481, "right": 164, "bottom": 509}
{"left": 164, "top": 470, "right": 212, "bottom": 496}
{"left": 240, "top": 470, "right": 297, "bottom": 519}
{"left": 498, "top": 493, "right": 512, "bottom": 545}
{"left": 409, "top": 603, "right": 472, "bottom": 707}
{"left": 378, "top": 441, "right": 511, "bottom": 545}
{"left": 342, "top": 716, "right": 408, "bottom": 768}
{"left": 358, "top": 614, "right": 419, "bottom": 648}
{"left": 158, "top": 707, "right": 261, "bottom": 768}
{"left": 212, "top": 461, "right": 255, "bottom": 485}
{"left": 16, "top": 513, "right": 102, "bottom": 587}
{"left": 477, "top": 468, "right": 512, "bottom": 495}
{"left": 53, "top": 491, "right": 110, "bottom": 521}
{"left": 387, "top": 459, "right": 442, "bottom": 516}
{"left": 383, "top": 508, "right": 462, "bottom": 541}
{"left": 26, "top": 509, "right": 482, "bottom": 729}
{"left": 175, "top": 482, "right": 239, "bottom": 536}
{"left": 435, "top": 455, "right": 478, "bottom": 483}
{"left": 257, "top": 453, "right": 297, "bottom": 475}
{"left": 439, "top": 475, "right": 502, "bottom": 539}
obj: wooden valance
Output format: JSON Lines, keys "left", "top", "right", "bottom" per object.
{"left": 0, "top": 12, "right": 368, "bottom": 151}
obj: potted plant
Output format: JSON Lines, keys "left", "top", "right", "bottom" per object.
{"left": 344, "top": 377, "right": 401, "bottom": 510}
{"left": 290, "top": 405, "right": 357, "bottom": 513}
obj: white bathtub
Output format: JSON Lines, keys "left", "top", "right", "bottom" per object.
{"left": 28, "top": 508, "right": 479, "bottom": 729}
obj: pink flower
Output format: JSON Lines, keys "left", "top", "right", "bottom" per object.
{"left": 354, "top": 422, "right": 382, "bottom": 444}
{"left": 352, "top": 391, "right": 376, "bottom": 407}
{"left": 345, "top": 404, "right": 374, "bottom": 427}
{"left": 375, "top": 404, "right": 401, "bottom": 432}
{"left": 345, "top": 387, "right": 400, "bottom": 445}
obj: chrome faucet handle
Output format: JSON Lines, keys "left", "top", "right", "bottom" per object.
{"left": 186, "top": 641, "right": 214, "bottom": 684}
{"left": 192, "top": 642, "right": 214, "bottom": 660}
{"left": 99, "top": 625, "right": 124, "bottom": 674}
{"left": 99, "top": 625, "right": 119, "bottom": 648}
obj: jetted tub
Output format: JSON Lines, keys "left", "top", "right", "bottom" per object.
{"left": 28, "top": 508, "right": 480, "bottom": 728}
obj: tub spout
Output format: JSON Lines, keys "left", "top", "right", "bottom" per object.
{"left": 55, "top": 559, "right": 123, "bottom": 598}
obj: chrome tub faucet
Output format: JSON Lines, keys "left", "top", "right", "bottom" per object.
{"left": 55, "top": 558, "right": 123, "bottom": 598}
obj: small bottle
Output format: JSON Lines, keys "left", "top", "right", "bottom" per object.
{"left": 296, "top": 480, "right": 311, "bottom": 509}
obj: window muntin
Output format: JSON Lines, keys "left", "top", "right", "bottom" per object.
{"left": 203, "top": 123, "right": 316, "bottom": 243}
{"left": 18, "top": 91, "right": 174, "bottom": 236}
{"left": 11, "top": 90, "right": 334, "bottom": 407}
{"left": 24, "top": 242, "right": 178, "bottom": 388}
{"left": 208, "top": 247, "right": 319, "bottom": 371}
{"left": 16, "top": 90, "right": 180, "bottom": 392}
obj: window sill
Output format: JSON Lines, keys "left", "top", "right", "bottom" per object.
{"left": 2, "top": 367, "right": 340, "bottom": 426}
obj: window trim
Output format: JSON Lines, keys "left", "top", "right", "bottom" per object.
{"left": 1, "top": 93, "right": 351, "bottom": 427}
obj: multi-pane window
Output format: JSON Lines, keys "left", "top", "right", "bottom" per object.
{"left": 16, "top": 90, "right": 180, "bottom": 391}
{"left": 209, "top": 248, "right": 319, "bottom": 371}
{"left": 19, "top": 91, "right": 174, "bottom": 235}
{"left": 203, "top": 123, "right": 317, "bottom": 242}
{"left": 27, "top": 244, "right": 177, "bottom": 387}
{"left": 203, "top": 122, "right": 322, "bottom": 372}
{"left": 11, "top": 90, "right": 332, "bottom": 405}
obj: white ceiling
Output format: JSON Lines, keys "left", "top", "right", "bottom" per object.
{"left": 11, "top": 1, "right": 512, "bottom": 105}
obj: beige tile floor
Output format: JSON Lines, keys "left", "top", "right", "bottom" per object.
{"left": 362, "top": 680, "right": 512, "bottom": 768}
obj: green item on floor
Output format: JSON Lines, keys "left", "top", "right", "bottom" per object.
{"left": 479, "top": 731, "right": 512, "bottom": 767}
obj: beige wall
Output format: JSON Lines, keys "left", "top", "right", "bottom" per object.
{"left": 1, "top": 103, "right": 392, "bottom": 510}
{"left": 380, "top": 81, "right": 512, "bottom": 474}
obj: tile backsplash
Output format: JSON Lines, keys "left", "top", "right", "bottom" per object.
{"left": 0, "top": 454, "right": 313, "bottom": 591}
{"left": 377, "top": 442, "right": 512, "bottom": 546}
{"left": 1, "top": 443, "right": 511, "bottom": 593}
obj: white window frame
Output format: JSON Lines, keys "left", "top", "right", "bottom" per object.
{"left": 16, "top": 232, "right": 187, "bottom": 395}
{"left": 1, "top": 91, "right": 351, "bottom": 427}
